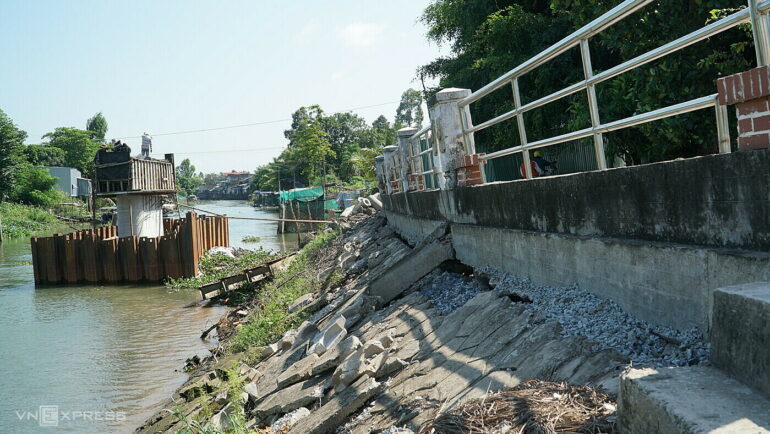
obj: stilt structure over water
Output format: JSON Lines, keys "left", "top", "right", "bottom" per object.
{"left": 30, "top": 150, "right": 230, "bottom": 285}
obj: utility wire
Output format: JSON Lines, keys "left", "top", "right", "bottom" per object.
{"left": 114, "top": 100, "right": 400, "bottom": 140}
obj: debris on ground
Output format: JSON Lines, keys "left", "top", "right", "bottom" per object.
{"left": 424, "top": 380, "right": 616, "bottom": 434}
{"left": 477, "top": 268, "right": 710, "bottom": 367}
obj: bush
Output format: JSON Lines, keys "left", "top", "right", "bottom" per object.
{"left": 11, "top": 164, "right": 62, "bottom": 207}
{"left": 0, "top": 202, "right": 58, "bottom": 239}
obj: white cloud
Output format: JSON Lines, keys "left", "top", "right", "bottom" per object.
{"left": 295, "top": 20, "right": 317, "bottom": 43}
{"left": 336, "top": 23, "right": 387, "bottom": 47}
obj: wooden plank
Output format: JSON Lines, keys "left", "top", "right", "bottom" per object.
{"left": 99, "top": 238, "right": 120, "bottom": 282}
{"left": 199, "top": 281, "right": 225, "bottom": 300}
{"left": 222, "top": 274, "right": 248, "bottom": 290}
{"left": 188, "top": 213, "right": 200, "bottom": 276}
{"left": 159, "top": 234, "right": 182, "bottom": 279}
{"left": 30, "top": 237, "right": 42, "bottom": 284}
{"left": 78, "top": 233, "right": 98, "bottom": 283}
{"left": 139, "top": 237, "right": 161, "bottom": 282}
{"left": 64, "top": 235, "right": 78, "bottom": 283}
{"left": 41, "top": 237, "right": 59, "bottom": 284}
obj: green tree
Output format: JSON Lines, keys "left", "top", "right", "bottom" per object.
{"left": 22, "top": 145, "right": 66, "bottom": 167}
{"left": 11, "top": 164, "right": 61, "bottom": 206}
{"left": 419, "top": 0, "right": 753, "bottom": 166}
{"left": 0, "top": 109, "right": 26, "bottom": 200}
{"left": 176, "top": 158, "right": 204, "bottom": 196}
{"left": 86, "top": 112, "right": 108, "bottom": 141}
{"left": 395, "top": 89, "right": 424, "bottom": 129}
{"left": 42, "top": 127, "right": 101, "bottom": 175}
{"left": 284, "top": 119, "right": 335, "bottom": 182}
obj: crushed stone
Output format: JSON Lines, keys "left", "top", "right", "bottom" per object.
{"left": 414, "top": 270, "right": 484, "bottom": 313}
{"left": 477, "top": 266, "right": 710, "bottom": 367}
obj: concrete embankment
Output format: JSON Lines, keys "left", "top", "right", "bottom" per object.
{"left": 139, "top": 212, "right": 746, "bottom": 433}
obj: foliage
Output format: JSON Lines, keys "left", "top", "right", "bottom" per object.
{"left": 21, "top": 144, "right": 66, "bottom": 167}
{"left": 85, "top": 112, "right": 108, "bottom": 141}
{"left": 0, "top": 202, "right": 59, "bottom": 239}
{"left": 395, "top": 88, "right": 425, "bottom": 128}
{"left": 166, "top": 248, "right": 276, "bottom": 290}
{"left": 228, "top": 230, "right": 341, "bottom": 353}
{"left": 241, "top": 235, "right": 261, "bottom": 243}
{"left": 0, "top": 109, "right": 26, "bottom": 201}
{"left": 251, "top": 107, "right": 397, "bottom": 192}
{"left": 177, "top": 158, "right": 205, "bottom": 196}
{"left": 42, "top": 127, "right": 101, "bottom": 175}
{"left": 10, "top": 164, "right": 63, "bottom": 206}
{"left": 418, "top": 0, "right": 755, "bottom": 165}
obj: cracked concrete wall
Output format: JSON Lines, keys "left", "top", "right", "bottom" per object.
{"left": 383, "top": 212, "right": 770, "bottom": 330}
{"left": 382, "top": 149, "right": 770, "bottom": 251}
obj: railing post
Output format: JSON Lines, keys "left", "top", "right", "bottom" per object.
{"left": 397, "top": 127, "right": 419, "bottom": 192}
{"left": 511, "top": 78, "right": 533, "bottom": 179}
{"left": 374, "top": 155, "right": 386, "bottom": 193}
{"left": 580, "top": 39, "right": 608, "bottom": 170}
{"left": 750, "top": 0, "right": 770, "bottom": 66}
{"left": 382, "top": 146, "right": 400, "bottom": 194}
{"left": 715, "top": 101, "right": 732, "bottom": 154}
{"left": 430, "top": 88, "right": 474, "bottom": 189}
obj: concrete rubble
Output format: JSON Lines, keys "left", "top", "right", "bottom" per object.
{"left": 140, "top": 212, "right": 640, "bottom": 433}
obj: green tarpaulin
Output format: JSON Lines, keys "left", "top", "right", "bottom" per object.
{"left": 279, "top": 187, "right": 338, "bottom": 210}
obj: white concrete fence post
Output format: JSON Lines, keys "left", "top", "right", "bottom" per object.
{"left": 397, "top": 127, "right": 419, "bottom": 192}
{"left": 429, "top": 88, "right": 485, "bottom": 189}
{"left": 382, "top": 146, "right": 401, "bottom": 194}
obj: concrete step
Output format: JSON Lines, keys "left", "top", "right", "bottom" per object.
{"left": 618, "top": 366, "right": 770, "bottom": 433}
{"left": 710, "top": 282, "right": 770, "bottom": 398}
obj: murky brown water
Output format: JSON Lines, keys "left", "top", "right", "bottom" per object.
{"left": 0, "top": 201, "right": 292, "bottom": 433}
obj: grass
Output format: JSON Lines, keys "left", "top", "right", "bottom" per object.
{"left": 166, "top": 248, "right": 277, "bottom": 290}
{"left": 0, "top": 202, "right": 60, "bottom": 239}
{"left": 227, "top": 230, "right": 341, "bottom": 354}
{"left": 241, "top": 235, "right": 261, "bottom": 243}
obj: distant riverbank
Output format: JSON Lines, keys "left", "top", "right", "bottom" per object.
{"left": 0, "top": 202, "right": 72, "bottom": 239}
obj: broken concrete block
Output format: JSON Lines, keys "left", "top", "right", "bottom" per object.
{"left": 244, "top": 382, "right": 259, "bottom": 401}
{"left": 288, "top": 293, "right": 316, "bottom": 313}
{"left": 287, "top": 376, "right": 385, "bottom": 434}
{"left": 277, "top": 354, "right": 321, "bottom": 388}
{"left": 279, "top": 329, "right": 298, "bottom": 350}
{"left": 260, "top": 343, "right": 279, "bottom": 359}
{"left": 292, "top": 321, "right": 320, "bottom": 349}
{"left": 375, "top": 355, "right": 408, "bottom": 378}
{"left": 380, "top": 333, "right": 395, "bottom": 349}
{"left": 367, "top": 238, "right": 454, "bottom": 306}
{"left": 270, "top": 407, "right": 311, "bottom": 431}
{"left": 363, "top": 340, "right": 386, "bottom": 357}
{"left": 333, "top": 348, "right": 366, "bottom": 387}
{"left": 210, "top": 403, "right": 233, "bottom": 430}
{"left": 309, "top": 315, "right": 347, "bottom": 355}
{"left": 311, "top": 336, "right": 363, "bottom": 376}
{"left": 255, "top": 376, "right": 330, "bottom": 417}
{"left": 618, "top": 366, "right": 770, "bottom": 433}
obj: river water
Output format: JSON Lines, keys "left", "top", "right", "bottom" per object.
{"left": 0, "top": 201, "right": 296, "bottom": 433}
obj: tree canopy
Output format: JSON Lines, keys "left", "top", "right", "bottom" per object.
{"left": 176, "top": 158, "right": 204, "bottom": 196}
{"left": 418, "top": 0, "right": 754, "bottom": 166}
{"left": 42, "top": 127, "right": 101, "bottom": 175}
{"left": 0, "top": 109, "right": 26, "bottom": 201}
{"left": 395, "top": 89, "right": 424, "bottom": 129}
{"left": 86, "top": 112, "right": 108, "bottom": 141}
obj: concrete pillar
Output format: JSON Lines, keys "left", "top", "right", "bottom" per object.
{"left": 429, "top": 88, "right": 477, "bottom": 189}
{"left": 382, "top": 146, "right": 401, "bottom": 194}
{"left": 716, "top": 65, "right": 770, "bottom": 150}
{"left": 397, "top": 127, "right": 418, "bottom": 192}
{"left": 115, "top": 195, "right": 164, "bottom": 238}
{"left": 374, "top": 155, "right": 386, "bottom": 193}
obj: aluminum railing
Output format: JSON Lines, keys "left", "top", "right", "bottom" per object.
{"left": 458, "top": 0, "right": 770, "bottom": 179}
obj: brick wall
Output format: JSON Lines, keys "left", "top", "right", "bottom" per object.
{"left": 716, "top": 66, "right": 770, "bottom": 150}
{"left": 456, "top": 153, "right": 486, "bottom": 187}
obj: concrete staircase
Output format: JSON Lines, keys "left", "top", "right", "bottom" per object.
{"left": 618, "top": 282, "right": 770, "bottom": 433}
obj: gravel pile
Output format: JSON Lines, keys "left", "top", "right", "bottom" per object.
{"left": 477, "top": 266, "right": 710, "bottom": 367}
{"left": 415, "top": 270, "right": 484, "bottom": 314}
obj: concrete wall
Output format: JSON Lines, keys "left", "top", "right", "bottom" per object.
{"left": 382, "top": 149, "right": 770, "bottom": 251}
{"left": 384, "top": 212, "right": 770, "bottom": 330}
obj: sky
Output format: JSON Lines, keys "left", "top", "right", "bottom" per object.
{"left": 0, "top": 0, "right": 448, "bottom": 173}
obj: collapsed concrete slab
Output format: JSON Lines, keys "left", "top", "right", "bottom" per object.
{"left": 710, "top": 282, "right": 770, "bottom": 398}
{"left": 367, "top": 236, "right": 454, "bottom": 305}
{"left": 618, "top": 366, "right": 770, "bottom": 433}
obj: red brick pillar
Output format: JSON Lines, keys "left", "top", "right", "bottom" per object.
{"left": 456, "top": 153, "right": 486, "bottom": 187}
{"left": 716, "top": 66, "right": 770, "bottom": 150}
{"left": 407, "top": 174, "right": 425, "bottom": 191}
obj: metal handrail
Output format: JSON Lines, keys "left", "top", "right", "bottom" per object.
{"left": 406, "top": 124, "right": 438, "bottom": 189}
{"left": 460, "top": 0, "right": 770, "bottom": 177}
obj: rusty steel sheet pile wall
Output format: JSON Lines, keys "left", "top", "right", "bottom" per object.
{"left": 30, "top": 212, "right": 229, "bottom": 285}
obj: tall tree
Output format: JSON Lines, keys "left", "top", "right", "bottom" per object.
{"left": 395, "top": 89, "right": 424, "bottom": 129}
{"left": 0, "top": 109, "right": 26, "bottom": 200}
{"left": 86, "top": 112, "right": 108, "bottom": 141}
{"left": 419, "top": 0, "right": 753, "bottom": 166}
{"left": 284, "top": 119, "right": 335, "bottom": 183}
{"left": 42, "top": 127, "right": 101, "bottom": 175}
{"left": 176, "top": 158, "right": 204, "bottom": 196}
{"left": 22, "top": 145, "right": 66, "bottom": 167}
